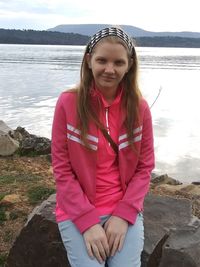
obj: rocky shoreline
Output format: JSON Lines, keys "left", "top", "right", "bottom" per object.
{"left": 0, "top": 120, "right": 51, "bottom": 157}
{"left": 1, "top": 120, "right": 200, "bottom": 266}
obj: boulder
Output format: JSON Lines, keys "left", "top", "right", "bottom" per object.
{"left": 9, "top": 126, "right": 30, "bottom": 142}
{"left": 0, "top": 122, "right": 51, "bottom": 156}
{"left": 0, "top": 121, "right": 19, "bottom": 156}
{"left": 5, "top": 195, "right": 70, "bottom": 267}
{"left": 6, "top": 194, "right": 200, "bottom": 267}
{"left": 0, "top": 120, "right": 13, "bottom": 133}
{"left": 142, "top": 195, "right": 200, "bottom": 267}
{"left": 12, "top": 125, "right": 51, "bottom": 156}
{"left": 11, "top": 126, "right": 51, "bottom": 156}
{"left": 0, "top": 133, "right": 19, "bottom": 156}
{"left": 159, "top": 224, "right": 200, "bottom": 267}
{"left": 18, "top": 135, "right": 51, "bottom": 155}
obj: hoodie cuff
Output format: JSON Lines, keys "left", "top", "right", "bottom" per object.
{"left": 73, "top": 208, "right": 100, "bottom": 233}
{"left": 112, "top": 202, "right": 139, "bottom": 225}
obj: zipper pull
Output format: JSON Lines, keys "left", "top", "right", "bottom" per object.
{"left": 105, "top": 107, "right": 110, "bottom": 135}
{"left": 105, "top": 107, "right": 111, "bottom": 146}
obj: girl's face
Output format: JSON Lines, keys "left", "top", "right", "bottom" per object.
{"left": 87, "top": 41, "right": 131, "bottom": 96}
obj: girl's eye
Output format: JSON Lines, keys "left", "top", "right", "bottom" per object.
{"left": 115, "top": 60, "right": 125, "bottom": 66}
{"left": 97, "top": 58, "right": 106, "bottom": 63}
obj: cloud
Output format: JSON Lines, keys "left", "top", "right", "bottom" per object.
{"left": 0, "top": 0, "right": 92, "bottom": 29}
{"left": 0, "top": 0, "right": 199, "bottom": 31}
{"left": 0, "top": 0, "right": 56, "bottom": 14}
{"left": 0, "top": 0, "right": 91, "bottom": 15}
{"left": 0, "top": 10, "right": 71, "bottom": 30}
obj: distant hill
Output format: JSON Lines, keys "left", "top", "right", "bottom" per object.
{"left": 1, "top": 28, "right": 200, "bottom": 48}
{"left": 47, "top": 24, "right": 200, "bottom": 39}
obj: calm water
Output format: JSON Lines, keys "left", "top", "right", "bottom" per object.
{"left": 0, "top": 44, "right": 200, "bottom": 183}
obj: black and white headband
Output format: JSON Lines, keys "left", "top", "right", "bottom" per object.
{"left": 87, "top": 27, "right": 135, "bottom": 55}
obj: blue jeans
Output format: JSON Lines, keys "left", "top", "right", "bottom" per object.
{"left": 58, "top": 213, "right": 144, "bottom": 267}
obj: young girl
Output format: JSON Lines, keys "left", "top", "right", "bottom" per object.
{"left": 51, "top": 26, "right": 154, "bottom": 267}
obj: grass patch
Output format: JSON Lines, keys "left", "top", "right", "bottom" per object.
{"left": 9, "top": 209, "right": 27, "bottom": 221}
{"left": 0, "top": 174, "right": 42, "bottom": 185}
{"left": 17, "top": 150, "right": 40, "bottom": 157}
{"left": 0, "top": 193, "right": 6, "bottom": 202}
{"left": 0, "top": 253, "right": 7, "bottom": 266}
{"left": 9, "top": 211, "right": 19, "bottom": 220}
{"left": 0, "top": 206, "right": 6, "bottom": 225}
{"left": 27, "top": 186, "right": 55, "bottom": 204}
{"left": 0, "top": 175, "right": 16, "bottom": 185}
{"left": 3, "top": 230, "right": 13, "bottom": 243}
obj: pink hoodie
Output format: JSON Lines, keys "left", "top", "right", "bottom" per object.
{"left": 51, "top": 89, "right": 154, "bottom": 233}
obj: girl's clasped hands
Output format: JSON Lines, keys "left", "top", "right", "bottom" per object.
{"left": 83, "top": 216, "right": 128, "bottom": 264}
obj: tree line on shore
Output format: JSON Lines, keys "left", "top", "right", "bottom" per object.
{"left": 0, "top": 29, "right": 89, "bottom": 45}
{"left": 1, "top": 28, "right": 200, "bottom": 48}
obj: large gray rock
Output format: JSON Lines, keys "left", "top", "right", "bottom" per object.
{"left": 0, "top": 120, "right": 13, "bottom": 133}
{"left": 143, "top": 195, "right": 192, "bottom": 257}
{"left": 6, "top": 194, "right": 200, "bottom": 267}
{"left": 9, "top": 126, "right": 30, "bottom": 142}
{"left": 12, "top": 126, "right": 51, "bottom": 156}
{"left": 159, "top": 219, "right": 200, "bottom": 267}
{"left": 142, "top": 195, "right": 200, "bottom": 267}
{"left": 0, "top": 121, "right": 51, "bottom": 156}
{"left": 0, "top": 133, "right": 19, "bottom": 156}
{"left": 6, "top": 195, "right": 70, "bottom": 267}
{"left": 19, "top": 135, "right": 51, "bottom": 155}
{"left": 0, "top": 120, "right": 19, "bottom": 156}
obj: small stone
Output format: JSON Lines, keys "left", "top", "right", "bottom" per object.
{"left": 0, "top": 194, "right": 21, "bottom": 206}
{"left": 192, "top": 181, "right": 200, "bottom": 185}
{"left": 48, "top": 166, "right": 53, "bottom": 174}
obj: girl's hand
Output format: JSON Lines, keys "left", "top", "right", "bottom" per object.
{"left": 104, "top": 216, "right": 128, "bottom": 256}
{"left": 83, "top": 224, "right": 110, "bottom": 264}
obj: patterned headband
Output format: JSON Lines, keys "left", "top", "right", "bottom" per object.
{"left": 87, "top": 27, "right": 134, "bottom": 55}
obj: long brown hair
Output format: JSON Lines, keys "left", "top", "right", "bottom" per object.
{"left": 76, "top": 35, "right": 142, "bottom": 149}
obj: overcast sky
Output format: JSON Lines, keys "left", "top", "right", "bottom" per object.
{"left": 0, "top": 0, "right": 199, "bottom": 32}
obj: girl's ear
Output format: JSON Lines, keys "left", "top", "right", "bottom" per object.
{"left": 86, "top": 53, "right": 92, "bottom": 69}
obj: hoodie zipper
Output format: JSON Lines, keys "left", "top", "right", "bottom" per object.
{"left": 105, "top": 107, "right": 110, "bottom": 134}
{"left": 105, "top": 107, "right": 111, "bottom": 147}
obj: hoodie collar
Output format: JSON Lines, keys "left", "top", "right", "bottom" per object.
{"left": 90, "top": 82, "right": 124, "bottom": 108}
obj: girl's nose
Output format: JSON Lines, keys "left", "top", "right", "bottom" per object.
{"left": 105, "top": 63, "right": 115, "bottom": 73}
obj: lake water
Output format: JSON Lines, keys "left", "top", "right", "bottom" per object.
{"left": 0, "top": 44, "right": 200, "bottom": 183}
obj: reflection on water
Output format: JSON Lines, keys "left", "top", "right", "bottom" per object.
{"left": 153, "top": 117, "right": 172, "bottom": 137}
{"left": 156, "top": 156, "right": 200, "bottom": 182}
{"left": 138, "top": 47, "right": 200, "bottom": 70}
{"left": 0, "top": 44, "right": 200, "bottom": 183}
